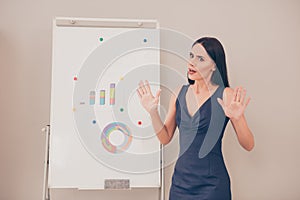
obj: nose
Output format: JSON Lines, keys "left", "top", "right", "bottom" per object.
{"left": 188, "top": 56, "right": 197, "bottom": 66}
{"left": 188, "top": 60, "right": 195, "bottom": 67}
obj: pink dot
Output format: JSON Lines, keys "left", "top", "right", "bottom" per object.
{"left": 74, "top": 77, "right": 77, "bottom": 81}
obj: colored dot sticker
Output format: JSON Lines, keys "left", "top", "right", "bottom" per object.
{"left": 120, "top": 76, "right": 124, "bottom": 80}
{"left": 120, "top": 108, "right": 124, "bottom": 112}
{"left": 99, "top": 37, "right": 104, "bottom": 42}
{"left": 92, "top": 120, "right": 96, "bottom": 124}
{"left": 74, "top": 76, "right": 78, "bottom": 81}
{"left": 138, "top": 121, "right": 142, "bottom": 125}
{"left": 143, "top": 38, "right": 147, "bottom": 43}
{"left": 72, "top": 108, "right": 76, "bottom": 112}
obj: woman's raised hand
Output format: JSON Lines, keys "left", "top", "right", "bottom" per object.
{"left": 217, "top": 86, "right": 251, "bottom": 121}
{"left": 136, "top": 80, "right": 161, "bottom": 113}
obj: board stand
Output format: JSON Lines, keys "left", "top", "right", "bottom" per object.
{"left": 42, "top": 125, "right": 50, "bottom": 200}
{"left": 160, "top": 144, "right": 165, "bottom": 200}
{"left": 42, "top": 125, "right": 165, "bottom": 200}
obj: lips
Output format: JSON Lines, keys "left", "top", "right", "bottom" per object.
{"left": 188, "top": 68, "right": 197, "bottom": 74}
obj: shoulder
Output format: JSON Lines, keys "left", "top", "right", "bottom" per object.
{"left": 170, "top": 84, "right": 187, "bottom": 104}
{"left": 174, "top": 84, "right": 187, "bottom": 98}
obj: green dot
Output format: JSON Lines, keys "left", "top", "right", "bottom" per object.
{"left": 120, "top": 108, "right": 124, "bottom": 112}
{"left": 99, "top": 37, "right": 103, "bottom": 42}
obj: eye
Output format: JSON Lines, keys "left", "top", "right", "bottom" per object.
{"left": 189, "top": 52, "right": 194, "bottom": 59}
{"left": 198, "top": 57, "right": 204, "bottom": 62}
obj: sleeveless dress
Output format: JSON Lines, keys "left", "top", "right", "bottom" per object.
{"left": 169, "top": 84, "right": 231, "bottom": 200}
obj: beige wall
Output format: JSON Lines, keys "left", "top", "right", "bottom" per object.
{"left": 1, "top": 0, "right": 300, "bottom": 199}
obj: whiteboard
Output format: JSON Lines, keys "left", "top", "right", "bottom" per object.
{"left": 49, "top": 18, "right": 161, "bottom": 189}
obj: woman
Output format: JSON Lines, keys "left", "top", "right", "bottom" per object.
{"left": 137, "top": 37, "right": 254, "bottom": 200}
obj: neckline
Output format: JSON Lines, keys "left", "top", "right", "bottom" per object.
{"left": 184, "top": 85, "right": 221, "bottom": 119}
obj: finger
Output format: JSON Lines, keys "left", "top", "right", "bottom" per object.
{"left": 244, "top": 97, "right": 251, "bottom": 107}
{"left": 154, "top": 89, "right": 161, "bottom": 105}
{"left": 137, "top": 81, "right": 145, "bottom": 96}
{"left": 240, "top": 88, "right": 246, "bottom": 104}
{"left": 136, "top": 89, "right": 142, "bottom": 99}
{"left": 137, "top": 85, "right": 144, "bottom": 96}
{"left": 233, "top": 87, "right": 238, "bottom": 102}
{"left": 139, "top": 81, "right": 147, "bottom": 94}
{"left": 155, "top": 89, "right": 161, "bottom": 100}
{"left": 145, "top": 80, "right": 153, "bottom": 95}
{"left": 236, "top": 87, "right": 242, "bottom": 102}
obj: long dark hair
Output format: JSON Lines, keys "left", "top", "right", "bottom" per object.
{"left": 188, "top": 37, "right": 230, "bottom": 88}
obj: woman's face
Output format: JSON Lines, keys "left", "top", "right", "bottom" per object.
{"left": 187, "top": 43, "right": 216, "bottom": 82}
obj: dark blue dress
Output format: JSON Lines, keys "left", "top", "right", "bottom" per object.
{"left": 169, "top": 84, "right": 231, "bottom": 200}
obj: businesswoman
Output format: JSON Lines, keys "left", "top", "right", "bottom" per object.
{"left": 137, "top": 37, "right": 254, "bottom": 200}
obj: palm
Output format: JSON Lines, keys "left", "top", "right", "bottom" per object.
{"left": 137, "top": 80, "right": 161, "bottom": 113}
{"left": 222, "top": 101, "right": 246, "bottom": 120}
{"left": 217, "top": 87, "right": 251, "bottom": 121}
{"left": 140, "top": 92, "right": 159, "bottom": 113}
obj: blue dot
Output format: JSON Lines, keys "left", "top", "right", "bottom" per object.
{"left": 143, "top": 38, "right": 147, "bottom": 43}
{"left": 92, "top": 120, "right": 96, "bottom": 124}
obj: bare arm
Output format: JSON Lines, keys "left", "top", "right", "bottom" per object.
{"left": 230, "top": 114, "right": 254, "bottom": 151}
{"left": 137, "top": 80, "right": 178, "bottom": 145}
{"left": 149, "top": 93, "right": 177, "bottom": 144}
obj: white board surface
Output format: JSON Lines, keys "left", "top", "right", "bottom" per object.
{"left": 49, "top": 18, "right": 161, "bottom": 189}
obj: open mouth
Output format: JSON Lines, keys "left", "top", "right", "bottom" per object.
{"left": 188, "top": 68, "right": 197, "bottom": 74}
